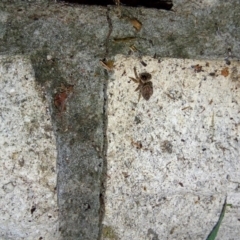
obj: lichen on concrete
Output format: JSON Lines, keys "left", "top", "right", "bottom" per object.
{"left": 102, "top": 225, "right": 118, "bottom": 240}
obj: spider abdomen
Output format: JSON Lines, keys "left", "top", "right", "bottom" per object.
{"left": 141, "top": 82, "right": 153, "bottom": 100}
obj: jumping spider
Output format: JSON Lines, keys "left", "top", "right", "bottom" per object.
{"left": 129, "top": 67, "right": 153, "bottom": 101}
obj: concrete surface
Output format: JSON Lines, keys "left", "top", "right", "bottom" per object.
{"left": 0, "top": 55, "right": 58, "bottom": 240}
{"left": 103, "top": 55, "right": 240, "bottom": 240}
{"left": 0, "top": 0, "right": 240, "bottom": 239}
{"left": 0, "top": 2, "right": 108, "bottom": 239}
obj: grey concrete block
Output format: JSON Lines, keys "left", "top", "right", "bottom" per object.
{"left": 0, "top": 0, "right": 240, "bottom": 239}
{"left": 0, "top": 55, "right": 58, "bottom": 240}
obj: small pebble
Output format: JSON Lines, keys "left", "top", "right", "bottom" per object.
{"left": 9, "top": 88, "right": 15, "bottom": 95}
{"left": 47, "top": 55, "right": 52, "bottom": 61}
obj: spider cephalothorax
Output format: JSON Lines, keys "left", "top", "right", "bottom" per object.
{"left": 129, "top": 67, "right": 153, "bottom": 101}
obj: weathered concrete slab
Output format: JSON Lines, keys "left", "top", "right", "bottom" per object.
{"left": 0, "top": 55, "right": 58, "bottom": 239}
{"left": 103, "top": 55, "right": 240, "bottom": 240}
{"left": 107, "top": 0, "right": 240, "bottom": 60}
{"left": 0, "top": 0, "right": 240, "bottom": 239}
{"left": 0, "top": 2, "right": 108, "bottom": 239}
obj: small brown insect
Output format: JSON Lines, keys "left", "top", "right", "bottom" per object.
{"left": 129, "top": 67, "right": 153, "bottom": 101}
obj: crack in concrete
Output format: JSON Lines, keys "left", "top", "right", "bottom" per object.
{"left": 104, "top": 6, "right": 113, "bottom": 58}
{"left": 98, "top": 70, "right": 108, "bottom": 239}
{"left": 98, "top": 7, "right": 112, "bottom": 240}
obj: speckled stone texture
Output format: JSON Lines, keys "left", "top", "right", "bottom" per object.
{"left": 103, "top": 55, "right": 240, "bottom": 240}
{"left": 1, "top": 0, "right": 240, "bottom": 239}
{"left": 0, "top": 55, "right": 58, "bottom": 239}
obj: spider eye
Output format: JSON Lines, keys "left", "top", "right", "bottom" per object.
{"left": 140, "top": 72, "right": 151, "bottom": 82}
